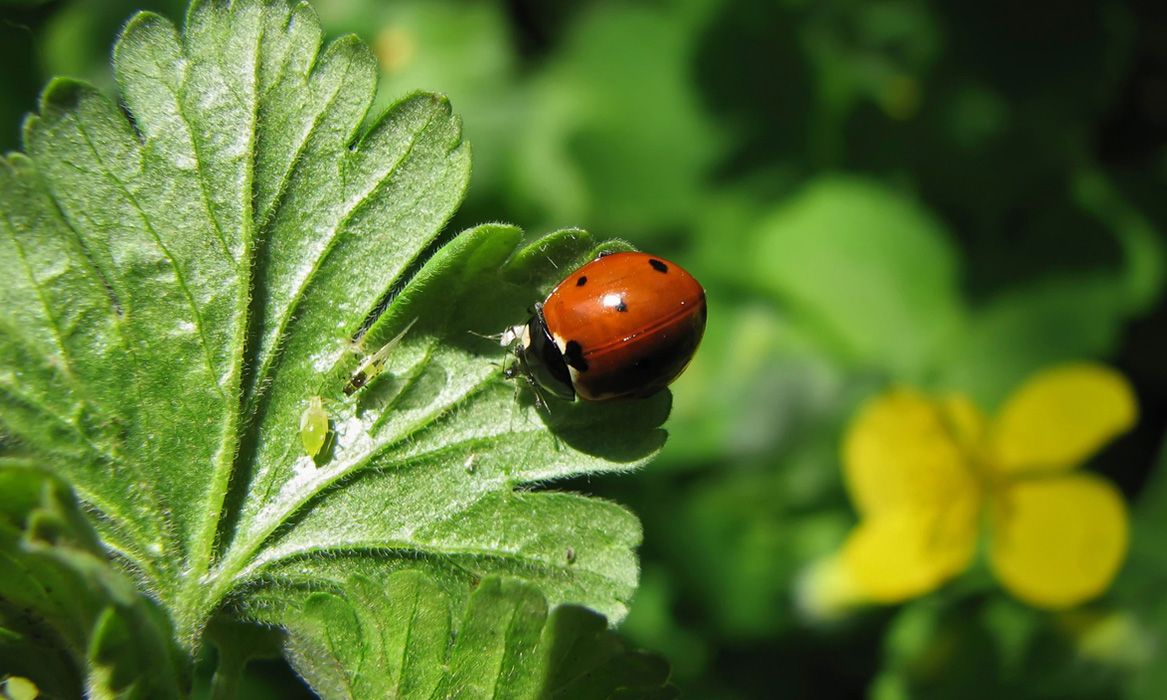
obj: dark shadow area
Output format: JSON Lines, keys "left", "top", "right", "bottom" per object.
{"left": 538, "top": 390, "right": 672, "bottom": 464}
{"left": 539, "top": 604, "right": 678, "bottom": 698}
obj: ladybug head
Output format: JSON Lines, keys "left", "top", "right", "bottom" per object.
{"left": 505, "top": 305, "right": 576, "bottom": 403}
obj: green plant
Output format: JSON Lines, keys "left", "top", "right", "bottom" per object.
{"left": 0, "top": 0, "right": 675, "bottom": 695}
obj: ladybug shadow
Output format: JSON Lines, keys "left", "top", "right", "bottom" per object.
{"left": 535, "top": 389, "right": 672, "bottom": 463}
{"left": 430, "top": 285, "right": 670, "bottom": 466}
{"left": 439, "top": 321, "right": 671, "bottom": 465}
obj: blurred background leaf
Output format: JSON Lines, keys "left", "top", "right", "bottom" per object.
{"left": 747, "top": 175, "right": 965, "bottom": 377}
{"left": 2, "top": 0, "right": 1165, "bottom": 698}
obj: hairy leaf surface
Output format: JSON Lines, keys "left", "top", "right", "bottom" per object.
{"left": 0, "top": 1, "right": 667, "bottom": 689}
{"left": 258, "top": 572, "right": 677, "bottom": 699}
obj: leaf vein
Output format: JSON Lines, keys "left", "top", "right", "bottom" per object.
{"left": 149, "top": 41, "right": 234, "bottom": 260}
{"left": 248, "top": 544, "right": 622, "bottom": 592}
{"left": 71, "top": 113, "right": 228, "bottom": 402}
{"left": 253, "top": 39, "right": 350, "bottom": 234}
{"left": 1, "top": 211, "right": 82, "bottom": 391}
{"left": 0, "top": 379, "right": 114, "bottom": 462}
{"left": 246, "top": 98, "right": 444, "bottom": 421}
{"left": 11, "top": 159, "right": 182, "bottom": 570}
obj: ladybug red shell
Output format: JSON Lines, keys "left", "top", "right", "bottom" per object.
{"left": 507, "top": 251, "right": 707, "bottom": 401}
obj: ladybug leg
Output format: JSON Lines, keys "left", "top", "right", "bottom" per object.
{"left": 488, "top": 345, "right": 510, "bottom": 372}
{"left": 508, "top": 359, "right": 550, "bottom": 412}
{"left": 502, "top": 351, "right": 555, "bottom": 414}
{"left": 532, "top": 380, "right": 553, "bottom": 413}
{"left": 529, "top": 384, "right": 549, "bottom": 413}
{"left": 491, "top": 325, "right": 528, "bottom": 380}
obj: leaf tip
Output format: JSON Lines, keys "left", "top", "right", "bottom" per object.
{"left": 184, "top": 0, "right": 222, "bottom": 25}
{"left": 115, "top": 10, "right": 176, "bottom": 57}
{"left": 18, "top": 113, "right": 39, "bottom": 153}
{"left": 119, "top": 10, "right": 173, "bottom": 36}
{"left": 324, "top": 32, "right": 377, "bottom": 78}
{"left": 37, "top": 77, "right": 92, "bottom": 115}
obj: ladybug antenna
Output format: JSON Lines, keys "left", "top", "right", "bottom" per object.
{"left": 466, "top": 328, "right": 506, "bottom": 341}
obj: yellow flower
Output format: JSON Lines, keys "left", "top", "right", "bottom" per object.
{"left": 840, "top": 363, "right": 1136, "bottom": 609}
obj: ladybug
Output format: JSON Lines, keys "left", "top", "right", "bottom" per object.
{"left": 505, "top": 251, "right": 706, "bottom": 402}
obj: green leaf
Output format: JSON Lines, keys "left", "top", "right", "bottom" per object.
{"left": 510, "top": 2, "right": 724, "bottom": 237}
{"left": 260, "top": 572, "right": 676, "bottom": 700}
{"left": 1072, "top": 169, "right": 1165, "bottom": 315}
{"left": 0, "top": 466, "right": 185, "bottom": 698}
{"left": 537, "top": 598, "right": 677, "bottom": 699}
{"left": 749, "top": 175, "right": 965, "bottom": 377}
{"left": 0, "top": 0, "right": 666, "bottom": 691}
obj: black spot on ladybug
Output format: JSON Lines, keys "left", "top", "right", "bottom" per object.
{"left": 564, "top": 340, "right": 589, "bottom": 372}
{"left": 649, "top": 259, "right": 668, "bottom": 273}
{"left": 615, "top": 300, "right": 628, "bottom": 312}
{"left": 576, "top": 276, "right": 588, "bottom": 286}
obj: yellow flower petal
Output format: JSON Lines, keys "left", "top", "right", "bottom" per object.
{"left": 990, "top": 364, "right": 1136, "bottom": 474}
{"left": 841, "top": 499, "right": 979, "bottom": 603}
{"left": 941, "top": 393, "right": 988, "bottom": 450}
{"left": 988, "top": 474, "right": 1128, "bottom": 608}
{"left": 843, "top": 389, "right": 978, "bottom": 515}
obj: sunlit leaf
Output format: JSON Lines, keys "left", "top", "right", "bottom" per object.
{"left": 258, "top": 572, "right": 677, "bottom": 700}
{"left": 0, "top": 0, "right": 668, "bottom": 693}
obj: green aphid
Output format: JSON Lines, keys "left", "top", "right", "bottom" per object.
{"left": 344, "top": 318, "right": 418, "bottom": 396}
{"left": 300, "top": 396, "right": 330, "bottom": 458}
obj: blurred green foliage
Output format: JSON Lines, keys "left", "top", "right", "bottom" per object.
{"left": 2, "top": 0, "right": 1166, "bottom": 697}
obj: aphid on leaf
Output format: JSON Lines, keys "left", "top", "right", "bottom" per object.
{"left": 300, "top": 396, "right": 330, "bottom": 458}
{"left": 344, "top": 318, "right": 418, "bottom": 396}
